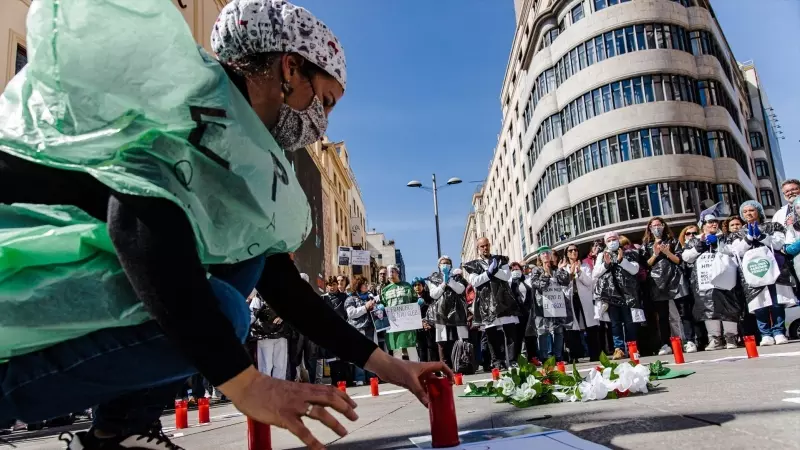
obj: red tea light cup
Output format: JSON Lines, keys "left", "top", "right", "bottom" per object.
{"left": 427, "top": 376, "right": 459, "bottom": 448}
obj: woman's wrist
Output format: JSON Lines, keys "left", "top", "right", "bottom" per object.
{"left": 364, "top": 347, "right": 395, "bottom": 378}
{"left": 218, "top": 365, "right": 261, "bottom": 404}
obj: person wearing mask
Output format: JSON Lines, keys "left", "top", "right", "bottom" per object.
{"left": 344, "top": 277, "right": 378, "bottom": 386}
{"left": 782, "top": 197, "right": 800, "bottom": 286}
{"left": 509, "top": 262, "right": 538, "bottom": 361}
{"left": 427, "top": 257, "right": 469, "bottom": 368}
{"left": 381, "top": 266, "right": 419, "bottom": 361}
{"left": 593, "top": 232, "right": 641, "bottom": 360}
{"left": 0, "top": 2, "right": 453, "bottom": 449}
{"left": 564, "top": 245, "right": 602, "bottom": 362}
{"left": 464, "top": 238, "right": 521, "bottom": 369}
{"left": 772, "top": 179, "right": 800, "bottom": 226}
{"left": 412, "top": 277, "right": 437, "bottom": 363}
{"left": 732, "top": 200, "right": 797, "bottom": 346}
{"left": 527, "top": 249, "right": 572, "bottom": 362}
{"left": 641, "top": 217, "right": 685, "bottom": 356}
{"left": 675, "top": 225, "right": 701, "bottom": 353}
{"left": 683, "top": 215, "right": 741, "bottom": 350}
{"left": 250, "top": 290, "right": 291, "bottom": 379}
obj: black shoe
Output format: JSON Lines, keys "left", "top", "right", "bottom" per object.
{"left": 60, "top": 429, "right": 184, "bottom": 450}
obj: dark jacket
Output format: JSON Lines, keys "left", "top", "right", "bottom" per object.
{"left": 592, "top": 249, "right": 641, "bottom": 308}
{"left": 428, "top": 272, "right": 469, "bottom": 327}
{"left": 250, "top": 297, "right": 291, "bottom": 340}
{"left": 322, "top": 292, "right": 348, "bottom": 320}
{"left": 510, "top": 276, "right": 533, "bottom": 315}
{"left": 526, "top": 266, "right": 572, "bottom": 336}
{"left": 682, "top": 236, "right": 742, "bottom": 322}
{"left": 641, "top": 238, "right": 685, "bottom": 302}
{"left": 731, "top": 222, "right": 796, "bottom": 306}
{"left": 463, "top": 256, "right": 520, "bottom": 327}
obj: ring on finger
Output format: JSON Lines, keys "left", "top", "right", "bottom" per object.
{"left": 304, "top": 403, "right": 314, "bottom": 417}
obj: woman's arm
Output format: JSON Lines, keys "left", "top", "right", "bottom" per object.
{"left": 108, "top": 193, "right": 253, "bottom": 388}
{"left": 257, "top": 254, "right": 378, "bottom": 367}
{"left": 429, "top": 281, "right": 446, "bottom": 300}
{"left": 345, "top": 297, "right": 369, "bottom": 320}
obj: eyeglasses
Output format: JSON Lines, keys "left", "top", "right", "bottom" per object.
{"left": 685, "top": 232, "right": 697, "bottom": 237}
{"left": 567, "top": 248, "right": 578, "bottom": 253}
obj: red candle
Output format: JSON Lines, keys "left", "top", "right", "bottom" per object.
{"left": 370, "top": 377, "right": 380, "bottom": 397}
{"left": 744, "top": 335, "right": 759, "bottom": 358}
{"left": 454, "top": 373, "right": 463, "bottom": 386}
{"left": 427, "top": 376, "right": 459, "bottom": 448}
{"left": 670, "top": 336, "right": 685, "bottom": 364}
{"left": 174, "top": 400, "right": 188, "bottom": 430}
{"left": 626, "top": 341, "right": 639, "bottom": 364}
{"left": 491, "top": 368, "right": 500, "bottom": 380}
{"left": 337, "top": 381, "right": 347, "bottom": 393}
{"left": 198, "top": 397, "right": 210, "bottom": 424}
{"left": 247, "top": 417, "right": 272, "bottom": 450}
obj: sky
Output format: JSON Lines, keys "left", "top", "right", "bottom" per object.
{"left": 298, "top": 0, "right": 800, "bottom": 281}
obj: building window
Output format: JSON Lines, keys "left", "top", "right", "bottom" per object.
{"left": 755, "top": 159, "right": 770, "bottom": 179}
{"left": 761, "top": 189, "right": 776, "bottom": 207}
{"left": 750, "top": 131, "right": 764, "bottom": 149}
{"left": 571, "top": 3, "right": 585, "bottom": 23}
{"left": 15, "top": 44, "right": 27, "bottom": 74}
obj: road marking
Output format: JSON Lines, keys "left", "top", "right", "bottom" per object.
{"left": 782, "top": 390, "right": 800, "bottom": 404}
{"left": 350, "top": 388, "right": 408, "bottom": 399}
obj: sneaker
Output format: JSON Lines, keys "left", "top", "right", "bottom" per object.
{"left": 684, "top": 341, "right": 698, "bottom": 353}
{"left": 760, "top": 336, "right": 775, "bottom": 346}
{"left": 60, "top": 429, "right": 185, "bottom": 449}
{"left": 775, "top": 334, "right": 789, "bottom": 345}
{"left": 355, "top": 381, "right": 365, "bottom": 386}
{"left": 705, "top": 337, "right": 724, "bottom": 351}
{"left": 657, "top": 344, "right": 672, "bottom": 356}
{"left": 724, "top": 334, "right": 737, "bottom": 349}
{"left": 612, "top": 348, "right": 625, "bottom": 360}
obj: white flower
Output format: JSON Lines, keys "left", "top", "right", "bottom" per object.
{"left": 526, "top": 375, "right": 540, "bottom": 386}
{"left": 463, "top": 385, "right": 472, "bottom": 395}
{"left": 510, "top": 383, "right": 537, "bottom": 402}
{"left": 614, "top": 363, "right": 650, "bottom": 394}
{"left": 498, "top": 376, "right": 517, "bottom": 396}
{"left": 577, "top": 369, "right": 610, "bottom": 401}
{"left": 552, "top": 391, "right": 568, "bottom": 401}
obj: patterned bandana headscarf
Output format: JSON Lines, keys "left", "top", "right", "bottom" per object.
{"left": 211, "top": 0, "right": 347, "bottom": 90}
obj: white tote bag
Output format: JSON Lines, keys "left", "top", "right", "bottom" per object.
{"left": 741, "top": 246, "right": 780, "bottom": 288}
{"left": 694, "top": 251, "right": 738, "bottom": 291}
{"left": 542, "top": 283, "right": 568, "bottom": 318}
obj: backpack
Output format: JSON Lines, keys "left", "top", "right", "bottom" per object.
{"left": 451, "top": 340, "right": 476, "bottom": 375}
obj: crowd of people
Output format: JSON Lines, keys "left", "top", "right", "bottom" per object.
{"left": 279, "top": 180, "right": 800, "bottom": 378}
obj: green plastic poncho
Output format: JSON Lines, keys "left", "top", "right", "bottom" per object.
{"left": 381, "top": 282, "right": 418, "bottom": 351}
{"left": 0, "top": 0, "right": 311, "bottom": 361}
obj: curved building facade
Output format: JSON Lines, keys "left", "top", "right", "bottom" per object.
{"left": 470, "top": 0, "right": 758, "bottom": 262}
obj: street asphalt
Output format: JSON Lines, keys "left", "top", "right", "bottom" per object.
{"left": 9, "top": 342, "right": 800, "bottom": 449}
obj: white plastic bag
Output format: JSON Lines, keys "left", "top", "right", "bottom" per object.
{"left": 741, "top": 246, "right": 780, "bottom": 288}
{"left": 631, "top": 308, "right": 647, "bottom": 323}
{"left": 709, "top": 253, "right": 738, "bottom": 290}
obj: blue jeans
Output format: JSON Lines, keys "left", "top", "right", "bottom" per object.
{"left": 538, "top": 332, "right": 562, "bottom": 361}
{"left": 754, "top": 305, "right": 786, "bottom": 337}
{"left": 0, "top": 255, "right": 264, "bottom": 435}
{"left": 608, "top": 304, "right": 638, "bottom": 351}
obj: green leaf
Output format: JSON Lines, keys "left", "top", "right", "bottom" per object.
{"left": 572, "top": 362, "right": 582, "bottom": 382}
{"left": 543, "top": 356, "right": 556, "bottom": 371}
{"left": 607, "top": 390, "right": 618, "bottom": 400}
{"left": 599, "top": 351, "right": 610, "bottom": 367}
{"left": 518, "top": 354, "right": 530, "bottom": 371}
{"left": 467, "top": 382, "right": 478, "bottom": 392}
{"left": 573, "top": 385, "right": 582, "bottom": 401}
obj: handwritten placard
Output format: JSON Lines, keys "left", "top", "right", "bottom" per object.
{"left": 385, "top": 304, "right": 423, "bottom": 332}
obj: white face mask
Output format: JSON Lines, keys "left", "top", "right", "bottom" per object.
{"left": 511, "top": 270, "right": 522, "bottom": 279}
{"left": 650, "top": 225, "right": 664, "bottom": 239}
{"left": 607, "top": 241, "right": 620, "bottom": 252}
{"left": 270, "top": 96, "right": 328, "bottom": 151}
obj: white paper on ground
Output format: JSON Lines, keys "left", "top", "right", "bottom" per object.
{"left": 410, "top": 424, "right": 609, "bottom": 449}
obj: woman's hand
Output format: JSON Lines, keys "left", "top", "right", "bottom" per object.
{"left": 364, "top": 349, "right": 454, "bottom": 407}
{"left": 220, "top": 367, "right": 358, "bottom": 450}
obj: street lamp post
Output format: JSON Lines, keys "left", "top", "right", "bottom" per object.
{"left": 407, "top": 174, "right": 462, "bottom": 259}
